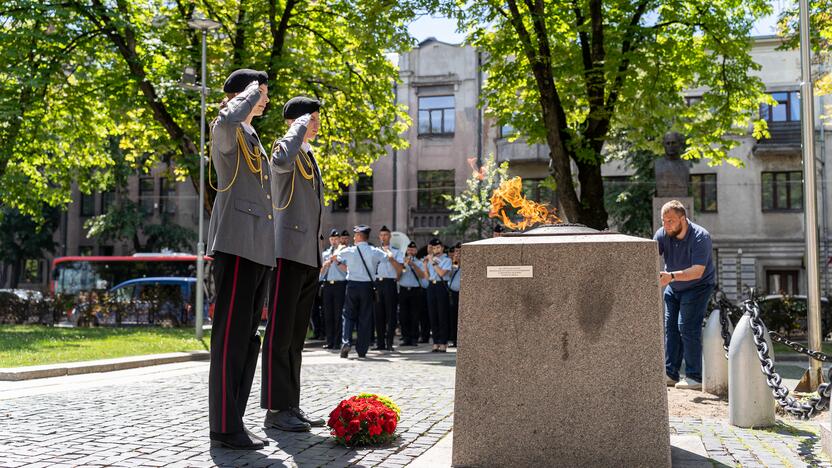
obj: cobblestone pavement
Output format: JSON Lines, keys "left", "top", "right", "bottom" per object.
{"left": 671, "top": 416, "right": 832, "bottom": 467}
{"left": 4, "top": 347, "right": 832, "bottom": 467}
{"left": 0, "top": 345, "right": 455, "bottom": 467}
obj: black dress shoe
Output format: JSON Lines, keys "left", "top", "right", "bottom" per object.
{"left": 292, "top": 407, "right": 325, "bottom": 427}
{"left": 340, "top": 345, "right": 350, "bottom": 358}
{"left": 449, "top": 342, "right": 457, "bottom": 348}
{"left": 244, "top": 428, "right": 270, "bottom": 446}
{"left": 322, "top": 344, "right": 331, "bottom": 349}
{"left": 210, "top": 431, "right": 264, "bottom": 450}
{"left": 264, "top": 410, "right": 311, "bottom": 432}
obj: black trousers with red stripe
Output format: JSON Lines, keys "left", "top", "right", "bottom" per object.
{"left": 261, "top": 257, "right": 319, "bottom": 411}
{"left": 208, "top": 252, "right": 272, "bottom": 435}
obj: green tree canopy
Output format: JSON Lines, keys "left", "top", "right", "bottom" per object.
{"left": 435, "top": 0, "right": 771, "bottom": 229}
{"left": 443, "top": 153, "right": 510, "bottom": 240}
{"left": 0, "top": 0, "right": 415, "bottom": 217}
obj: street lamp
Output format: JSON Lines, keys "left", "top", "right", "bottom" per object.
{"left": 187, "top": 12, "right": 221, "bottom": 340}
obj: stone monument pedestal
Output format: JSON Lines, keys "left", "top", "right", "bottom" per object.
{"left": 452, "top": 225, "right": 671, "bottom": 467}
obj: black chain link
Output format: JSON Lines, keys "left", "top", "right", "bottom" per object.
{"left": 714, "top": 292, "right": 740, "bottom": 357}
{"left": 744, "top": 300, "right": 832, "bottom": 420}
{"left": 768, "top": 332, "right": 832, "bottom": 363}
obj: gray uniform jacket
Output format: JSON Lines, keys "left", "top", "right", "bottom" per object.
{"left": 207, "top": 82, "right": 277, "bottom": 267}
{"left": 270, "top": 119, "right": 323, "bottom": 268}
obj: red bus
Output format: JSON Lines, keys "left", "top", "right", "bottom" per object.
{"left": 51, "top": 254, "right": 213, "bottom": 297}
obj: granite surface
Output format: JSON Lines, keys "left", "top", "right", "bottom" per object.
{"left": 452, "top": 233, "right": 671, "bottom": 467}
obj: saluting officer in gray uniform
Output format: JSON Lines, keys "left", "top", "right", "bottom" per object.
{"left": 448, "top": 242, "right": 462, "bottom": 348}
{"left": 335, "top": 225, "right": 396, "bottom": 358}
{"left": 262, "top": 96, "right": 325, "bottom": 433}
{"left": 206, "top": 69, "right": 273, "bottom": 451}
{"left": 397, "top": 241, "right": 426, "bottom": 346}
{"left": 373, "top": 226, "right": 403, "bottom": 351}
{"left": 320, "top": 228, "right": 347, "bottom": 350}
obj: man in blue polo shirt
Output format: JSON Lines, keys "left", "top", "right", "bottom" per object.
{"left": 654, "top": 200, "right": 715, "bottom": 391}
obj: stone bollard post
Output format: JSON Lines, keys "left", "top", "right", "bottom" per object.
{"left": 728, "top": 312, "right": 775, "bottom": 428}
{"left": 702, "top": 309, "right": 732, "bottom": 396}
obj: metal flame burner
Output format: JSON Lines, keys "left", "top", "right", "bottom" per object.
{"left": 502, "top": 223, "right": 617, "bottom": 237}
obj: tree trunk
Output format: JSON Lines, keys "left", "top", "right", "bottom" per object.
{"left": 575, "top": 158, "right": 609, "bottom": 230}
{"left": 9, "top": 258, "right": 22, "bottom": 289}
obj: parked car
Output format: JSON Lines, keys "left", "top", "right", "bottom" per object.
{"left": 68, "top": 277, "right": 210, "bottom": 327}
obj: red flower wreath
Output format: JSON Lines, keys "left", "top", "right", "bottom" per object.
{"left": 327, "top": 394, "right": 399, "bottom": 446}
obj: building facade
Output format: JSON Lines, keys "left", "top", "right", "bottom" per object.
{"left": 8, "top": 37, "right": 831, "bottom": 300}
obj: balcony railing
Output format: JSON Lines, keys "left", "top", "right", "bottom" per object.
{"left": 410, "top": 210, "right": 451, "bottom": 232}
{"left": 755, "top": 121, "right": 801, "bottom": 153}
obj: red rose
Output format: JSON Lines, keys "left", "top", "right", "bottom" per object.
{"left": 384, "top": 419, "right": 396, "bottom": 434}
{"left": 368, "top": 424, "right": 382, "bottom": 437}
{"left": 348, "top": 419, "right": 361, "bottom": 433}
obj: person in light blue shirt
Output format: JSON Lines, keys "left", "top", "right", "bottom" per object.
{"left": 448, "top": 242, "right": 462, "bottom": 348}
{"left": 398, "top": 241, "right": 426, "bottom": 346}
{"left": 333, "top": 225, "right": 396, "bottom": 358}
{"left": 420, "top": 238, "right": 452, "bottom": 352}
{"left": 373, "top": 226, "right": 404, "bottom": 351}
{"left": 319, "top": 229, "right": 347, "bottom": 349}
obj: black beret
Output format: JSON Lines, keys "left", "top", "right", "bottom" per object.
{"left": 428, "top": 237, "right": 442, "bottom": 246}
{"left": 223, "top": 69, "right": 268, "bottom": 93}
{"left": 407, "top": 241, "right": 417, "bottom": 248}
{"left": 329, "top": 229, "right": 340, "bottom": 237}
{"left": 493, "top": 224, "right": 505, "bottom": 233}
{"left": 340, "top": 230, "right": 350, "bottom": 237}
{"left": 283, "top": 96, "right": 321, "bottom": 119}
{"left": 353, "top": 224, "right": 371, "bottom": 235}
{"left": 380, "top": 225, "right": 391, "bottom": 233}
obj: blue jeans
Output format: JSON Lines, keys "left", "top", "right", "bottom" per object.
{"left": 664, "top": 283, "right": 714, "bottom": 382}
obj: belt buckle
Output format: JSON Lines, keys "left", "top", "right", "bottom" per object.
{"left": 329, "top": 280, "right": 335, "bottom": 284}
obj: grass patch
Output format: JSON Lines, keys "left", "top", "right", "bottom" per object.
{"left": 773, "top": 341, "right": 832, "bottom": 355}
{"left": 0, "top": 325, "right": 211, "bottom": 368}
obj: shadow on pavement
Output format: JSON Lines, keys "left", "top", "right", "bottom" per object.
{"left": 671, "top": 444, "right": 731, "bottom": 467}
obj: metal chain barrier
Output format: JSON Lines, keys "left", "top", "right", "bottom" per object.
{"left": 769, "top": 332, "right": 832, "bottom": 363}
{"left": 744, "top": 299, "right": 832, "bottom": 420}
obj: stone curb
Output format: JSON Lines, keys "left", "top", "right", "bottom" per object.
{"left": 0, "top": 338, "right": 327, "bottom": 382}
{"left": 0, "top": 351, "right": 210, "bottom": 381}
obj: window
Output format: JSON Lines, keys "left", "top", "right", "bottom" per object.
{"left": 159, "top": 178, "right": 177, "bottom": 214}
{"left": 355, "top": 174, "right": 373, "bottom": 212}
{"left": 762, "top": 171, "right": 803, "bottom": 211}
{"left": 690, "top": 174, "right": 717, "bottom": 213}
{"left": 760, "top": 91, "right": 800, "bottom": 123}
{"left": 20, "top": 259, "right": 43, "bottom": 283}
{"left": 766, "top": 269, "right": 799, "bottom": 295}
{"left": 101, "top": 191, "right": 116, "bottom": 214}
{"left": 500, "top": 123, "right": 516, "bottom": 139}
{"left": 602, "top": 176, "right": 630, "bottom": 193}
{"left": 522, "top": 178, "right": 556, "bottom": 205}
{"left": 100, "top": 245, "right": 114, "bottom": 256}
{"left": 80, "top": 193, "right": 95, "bottom": 217}
{"left": 685, "top": 96, "right": 703, "bottom": 106}
{"left": 418, "top": 96, "right": 455, "bottom": 135}
{"left": 332, "top": 184, "right": 349, "bottom": 212}
{"left": 417, "top": 170, "right": 455, "bottom": 211}
{"left": 139, "top": 177, "right": 156, "bottom": 214}
{"left": 79, "top": 246, "right": 94, "bottom": 256}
